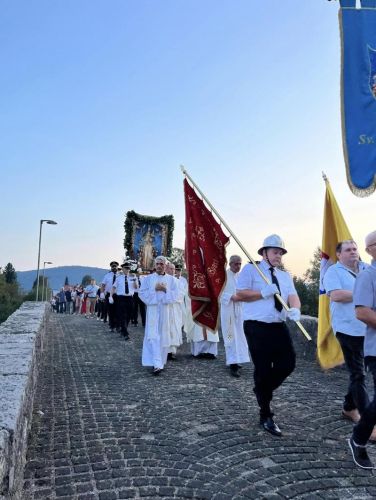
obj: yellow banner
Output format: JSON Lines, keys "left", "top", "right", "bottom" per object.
{"left": 317, "top": 179, "right": 352, "bottom": 369}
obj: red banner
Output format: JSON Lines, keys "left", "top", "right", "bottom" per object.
{"left": 184, "top": 178, "right": 229, "bottom": 331}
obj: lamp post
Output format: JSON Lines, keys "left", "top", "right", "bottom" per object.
{"left": 42, "top": 261, "right": 53, "bottom": 302}
{"left": 36, "top": 219, "right": 57, "bottom": 301}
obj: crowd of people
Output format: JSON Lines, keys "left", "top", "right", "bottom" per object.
{"left": 50, "top": 229, "right": 376, "bottom": 470}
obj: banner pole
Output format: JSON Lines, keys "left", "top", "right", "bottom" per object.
{"left": 180, "top": 165, "right": 312, "bottom": 341}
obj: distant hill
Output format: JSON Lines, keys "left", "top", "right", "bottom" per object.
{"left": 17, "top": 266, "right": 108, "bottom": 292}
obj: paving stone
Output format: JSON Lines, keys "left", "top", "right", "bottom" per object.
{"left": 22, "top": 314, "right": 376, "bottom": 499}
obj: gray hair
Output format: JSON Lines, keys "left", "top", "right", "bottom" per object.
{"left": 155, "top": 255, "right": 167, "bottom": 264}
{"left": 365, "top": 231, "right": 376, "bottom": 248}
{"left": 229, "top": 255, "right": 242, "bottom": 264}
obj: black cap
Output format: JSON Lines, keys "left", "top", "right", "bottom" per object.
{"left": 121, "top": 262, "right": 131, "bottom": 268}
{"left": 175, "top": 265, "right": 182, "bottom": 271}
{"left": 110, "top": 261, "right": 119, "bottom": 267}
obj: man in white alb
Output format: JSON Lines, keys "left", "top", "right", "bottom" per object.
{"left": 165, "top": 262, "right": 184, "bottom": 360}
{"left": 186, "top": 304, "right": 220, "bottom": 359}
{"left": 220, "top": 255, "right": 250, "bottom": 378}
{"left": 175, "top": 265, "right": 189, "bottom": 335}
{"left": 139, "top": 256, "right": 179, "bottom": 375}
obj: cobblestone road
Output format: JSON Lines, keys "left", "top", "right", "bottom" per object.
{"left": 23, "top": 314, "right": 376, "bottom": 499}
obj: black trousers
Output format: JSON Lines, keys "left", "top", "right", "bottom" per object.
{"left": 116, "top": 296, "right": 134, "bottom": 335}
{"left": 336, "top": 332, "right": 369, "bottom": 414}
{"left": 106, "top": 293, "right": 117, "bottom": 329}
{"left": 132, "top": 292, "right": 146, "bottom": 327}
{"left": 353, "top": 356, "right": 376, "bottom": 445}
{"left": 97, "top": 300, "right": 106, "bottom": 320}
{"left": 244, "top": 320, "right": 296, "bottom": 419}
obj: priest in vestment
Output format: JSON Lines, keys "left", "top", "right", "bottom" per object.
{"left": 175, "top": 265, "right": 189, "bottom": 335}
{"left": 139, "top": 256, "right": 179, "bottom": 375}
{"left": 185, "top": 300, "right": 219, "bottom": 359}
{"left": 220, "top": 255, "right": 250, "bottom": 377}
{"left": 165, "top": 262, "right": 184, "bottom": 360}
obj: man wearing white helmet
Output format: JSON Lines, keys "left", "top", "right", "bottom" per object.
{"left": 237, "top": 234, "right": 301, "bottom": 437}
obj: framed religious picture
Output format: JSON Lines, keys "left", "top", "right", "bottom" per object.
{"left": 124, "top": 211, "right": 174, "bottom": 271}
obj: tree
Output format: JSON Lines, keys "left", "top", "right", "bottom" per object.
{"left": 64, "top": 276, "right": 69, "bottom": 286}
{"left": 23, "top": 275, "right": 48, "bottom": 301}
{"left": 169, "top": 247, "right": 185, "bottom": 268}
{"left": 292, "top": 247, "right": 320, "bottom": 317}
{"left": 81, "top": 275, "right": 93, "bottom": 287}
{"left": 4, "top": 262, "right": 17, "bottom": 284}
{"left": 0, "top": 265, "right": 23, "bottom": 323}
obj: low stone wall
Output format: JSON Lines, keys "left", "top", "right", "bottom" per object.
{"left": 288, "top": 314, "right": 318, "bottom": 360}
{"left": 0, "top": 302, "right": 49, "bottom": 499}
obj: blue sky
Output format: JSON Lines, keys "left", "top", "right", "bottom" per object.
{"left": 1, "top": 0, "right": 375, "bottom": 276}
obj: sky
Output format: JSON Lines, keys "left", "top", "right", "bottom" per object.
{"left": 1, "top": 0, "right": 375, "bottom": 277}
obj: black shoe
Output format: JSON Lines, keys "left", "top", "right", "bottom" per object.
{"left": 167, "top": 353, "right": 177, "bottom": 361}
{"left": 348, "top": 438, "right": 375, "bottom": 469}
{"left": 230, "top": 365, "right": 240, "bottom": 378}
{"left": 260, "top": 417, "right": 282, "bottom": 437}
{"left": 153, "top": 368, "right": 162, "bottom": 376}
{"left": 204, "top": 353, "right": 217, "bottom": 360}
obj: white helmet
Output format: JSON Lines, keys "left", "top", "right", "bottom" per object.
{"left": 258, "top": 234, "right": 287, "bottom": 256}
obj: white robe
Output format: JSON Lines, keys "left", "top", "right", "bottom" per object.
{"left": 177, "top": 276, "right": 189, "bottom": 333}
{"left": 139, "top": 272, "right": 179, "bottom": 369}
{"left": 220, "top": 269, "right": 250, "bottom": 365}
{"left": 185, "top": 296, "right": 219, "bottom": 356}
{"left": 168, "top": 276, "right": 184, "bottom": 353}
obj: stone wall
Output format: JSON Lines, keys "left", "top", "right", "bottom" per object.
{"left": 0, "top": 302, "right": 49, "bottom": 499}
{"left": 289, "top": 314, "right": 318, "bottom": 360}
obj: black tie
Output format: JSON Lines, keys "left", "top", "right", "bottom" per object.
{"left": 269, "top": 267, "right": 283, "bottom": 312}
{"left": 112, "top": 273, "right": 116, "bottom": 284}
{"left": 124, "top": 275, "right": 129, "bottom": 295}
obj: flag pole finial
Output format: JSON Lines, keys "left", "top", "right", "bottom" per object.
{"left": 322, "top": 171, "right": 328, "bottom": 182}
{"left": 180, "top": 165, "right": 187, "bottom": 176}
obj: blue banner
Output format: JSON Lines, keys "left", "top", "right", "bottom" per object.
{"left": 340, "top": 0, "right": 376, "bottom": 196}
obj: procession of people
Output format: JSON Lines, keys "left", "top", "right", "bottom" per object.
{"left": 51, "top": 229, "right": 376, "bottom": 470}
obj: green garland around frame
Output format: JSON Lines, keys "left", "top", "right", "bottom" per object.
{"left": 123, "top": 210, "right": 174, "bottom": 260}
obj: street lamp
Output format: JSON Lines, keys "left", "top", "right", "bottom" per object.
{"left": 42, "top": 261, "right": 53, "bottom": 302}
{"left": 36, "top": 219, "right": 57, "bottom": 301}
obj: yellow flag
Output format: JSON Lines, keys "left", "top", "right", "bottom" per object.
{"left": 317, "top": 178, "right": 352, "bottom": 369}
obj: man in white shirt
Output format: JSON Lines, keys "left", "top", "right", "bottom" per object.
{"left": 323, "top": 240, "right": 369, "bottom": 425}
{"left": 220, "top": 255, "right": 250, "bottom": 378}
{"left": 111, "top": 262, "right": 138, "bottom": 340}
{"left": 237, "top": 234, "right": 301, "bottom": 437}
{"left": 85, "top": 279, "right": 99, "bottom": 319}
{"left": 139, "top": 256, "right": 179, "bottom": 375}
{"left": 101, "top": 261, "right": 119, "bottom": 331}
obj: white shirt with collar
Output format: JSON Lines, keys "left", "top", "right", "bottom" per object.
{"left": 113, "top": 273, "right": 138, "bottom": 296}
{"left": 237, "top": 259, "right": 297, "bottom": 323}
{"left": 101, "top": 271, "right": 118, "bottom": 294}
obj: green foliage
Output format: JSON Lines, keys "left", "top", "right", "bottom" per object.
{"left": 23, "top": 275, "right": 49, "bottom": 301}
{"left": 0, "top": 264, "right": 23, "bottom": 323}
{"left": 4, "top": 262, "right": 17, "bottom": 284}
{"left": 169, "top": 247, "right": 185, "bottom": 268}
{"left": 293, "top": 247, "right": 320, "bottom": 317}
{"left": 81, "top": 274, "right": 93, "bottom": 286}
